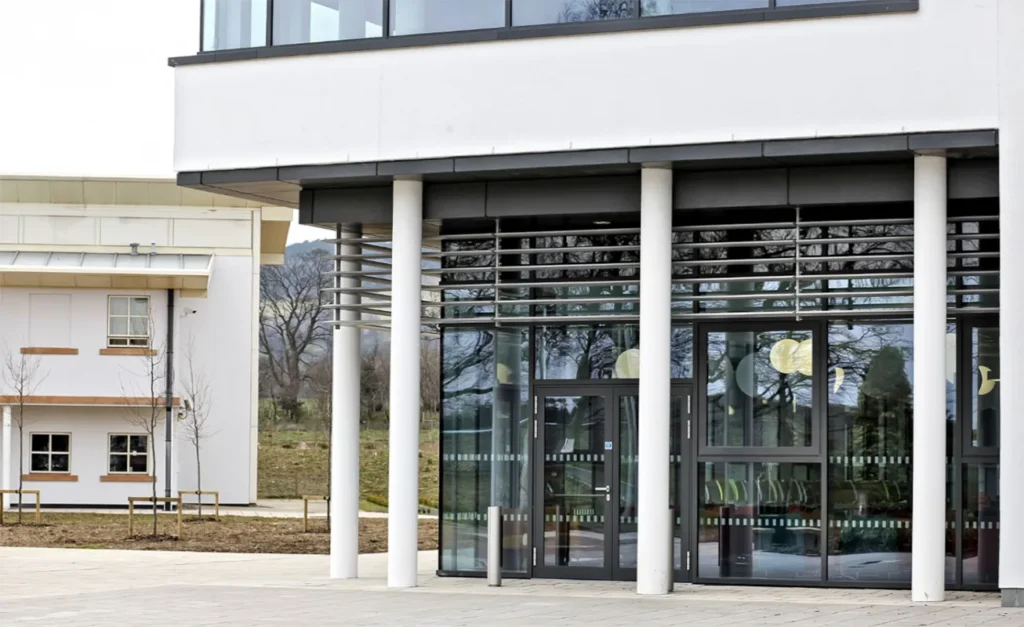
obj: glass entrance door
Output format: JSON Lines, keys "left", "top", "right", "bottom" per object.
{"left": 534, "top": 389, "right": 612, "bottom": 579}
{"left": 533, "top": 385, "right": 693, "bottom": 581}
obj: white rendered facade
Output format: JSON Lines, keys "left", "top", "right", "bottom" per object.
{"left": 0, "top": 178, "right": 289, "bottom": 506}
{"left": 172, "top": 0, "right": 1024, "bottom": 604}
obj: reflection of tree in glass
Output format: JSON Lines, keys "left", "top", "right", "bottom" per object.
{"left": 557, "top": 0, "right": 635, "bottom": 22}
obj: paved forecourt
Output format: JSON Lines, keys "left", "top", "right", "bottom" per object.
{"left": 1, "top": 548, "right": 1022, "bottom": 626}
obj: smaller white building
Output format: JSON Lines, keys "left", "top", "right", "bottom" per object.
{"left": 0, "top": 177, "right": 289, "bottom": 506}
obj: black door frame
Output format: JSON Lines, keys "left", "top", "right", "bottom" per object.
{"left": 531, "top": 381, "right": 694, "bottom": 582}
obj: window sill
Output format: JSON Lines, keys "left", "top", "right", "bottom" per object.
{"left": 22, "top": 474, "right": 78, "bottom": 482}
{"left": 100, "top": 348, "right": 156, "bottom": 357}
{"left": 100, "top": 474, "right": 154, "bottom": 483}
{"left": 20, "top": 347, "right": 78, "bottom": 356}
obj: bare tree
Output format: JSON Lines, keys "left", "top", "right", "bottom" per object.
{"left": 360, "top": 337, "right": 391, "bottom": 428}
{"left": 179, "top": 337, "right": 213, "bottom": 518}
{"left": 1, "top": 345, "right": 48, "bottom": 524}
{"left": 420, "top": 337, "right": 441, "bottom": 426}
{"left": 259, "top": 249, "right": 333, "bottom": 422}
{"left": 307, "top": 353, "right": 332, "bottom": 529}
{"left": 119, "top": 339, "right": 167, "bottom": 537}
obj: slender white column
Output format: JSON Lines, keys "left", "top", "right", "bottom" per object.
{"left": 637, "top": 164, "right": 673, "bottom": 595}
{"left": 999, "top": 0, "right": 1024, "bottom": 607}
{"left": 2, "top": 406, "right": 10, "bottom": 510}
{"left": 331, "top": 225, "right": 362, "bottom": 579}
{"left": 911, "top": 154, "right": 947, "bottom": 603}
{"left": 388, "top": 178, "right": 423, "bottom": 589}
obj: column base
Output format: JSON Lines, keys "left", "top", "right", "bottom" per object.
{"left": 1003, "top": 590, "right": 1024, "bottom": 607}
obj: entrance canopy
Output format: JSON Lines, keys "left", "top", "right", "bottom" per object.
{"left": 0, "top": 250, "right": 214, "bottom": 295}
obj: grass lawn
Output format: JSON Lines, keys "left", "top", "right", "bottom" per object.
{"left": 0, "top": 513, "right": 438, "bottom": 555}
{"left": 258, "top": 428, "right": 439, "bottom": 509}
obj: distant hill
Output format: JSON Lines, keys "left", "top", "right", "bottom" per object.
{"left": 286, "top": 240, "right": 333, "bottom": 257}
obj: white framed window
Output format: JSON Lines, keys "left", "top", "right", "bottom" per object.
{"left": 108, "top": 434, "right": 149, "bottom": 474}
{"left": 29, "top": 433, "right": 71, "bottom": 473}
{"left": 107, "top": 296, "right": 150, "bottom": 348}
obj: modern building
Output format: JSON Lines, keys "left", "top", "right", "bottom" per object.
{"left": 0, "top": 177, "right": 289, "bottom": 506}
{"left": 171, "top": 0, "right": 1022, "bottom": 604}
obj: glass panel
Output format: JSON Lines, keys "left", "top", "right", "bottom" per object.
{"left": 273, "top": 0, "right": 384, "bottom": 45}
{"left": 109, "top": 297, "right": 129, "bottom": 316}
{"left": 130, "top": 435, "right": 148, "bottom": 453}
{"left": 827, "top": 322, "right": 913, "bottom": 583}
{"left": 618, "top": 394, "right": 685, "bottom": 571}
{"left": 109, "top": 435, "right": 128, "bottom": 454}
{"left": 946, "top": 463, "right": 956, "bottom": 585}
{"left": 30, "top": 453, "right": 50, "bottom": 472}
{"left": 697, "top": 462, "right": 822, "bottom": 580}
{"left": 51, "top": 434, "right": 70, "bottom": 453}
{"left": 963, "top": 464, "right": 999, "bottom": 586}
{"left": 537, "top": 326, "right": 639, "bottom": 380}
{"left": 972, "top": 327, "right": 1000, "bottom": 448}
{"left": 642, "top": 0, "right": 768, "bottom": 16}
{"left": 109, "top": 317, "right": 128, "bottom": 336}
{"left": 129, "top": 454, "right": 149, "bottom": 474}
{"left": 706, "top": 329, "right": 814, "bottom": 448}
{"left": 130, "top": 298, "right": 149, "bottom": 316}
{"left": 619, "top": 395, "right": 638, "bottom": 569}
{"left": 671, "top": 326, "right": 694, "bottom": 379}
{"left": 777, "top": 0, "right": 872, "bottom": 4}
{"left": 50, "top": 454, "right": 70, "bottom": 472}
{"left": 109, "top": 454, "right": 128, "bottom": 473}
{"left": 514, "top": 0, "right": 638, "bottom": 26}
{"left": 31, "top": 434, "right": 49, "bottom": 452}
{"left": 202, "top": 0, "right": 269, "bottom": 51}
{"left": 493, "top": 328, "right": 531, "bottom": 573}
{"left": 439, "top": 327, "right": 530, "bottom": 574}
{"left": 390, "top": 0, "right": 505, "bottom": 36}
{"left": 130, "top": 317, "right": 148, "bottom": 337}
{"left": 543, "top": 396, "right": 607, "bottom": 568}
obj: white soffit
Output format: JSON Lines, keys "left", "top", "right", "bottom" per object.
{"left": 0, "top": 251, "right": 213, "bottom": 293}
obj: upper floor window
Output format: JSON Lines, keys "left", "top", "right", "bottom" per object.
{"left": 202, "top": 0, "right": 269, "bottom": 51}
{"left": 30, "top": 433, "right": 71, "bottom": 473}
{"left": 108, "top": 296, "right": 150, "bottom": 348}
{"left": 273, "top": 0, "right": 383, "bottom": 46}
{"left": 198, "top": 0, "right": 906, "bottom": 52}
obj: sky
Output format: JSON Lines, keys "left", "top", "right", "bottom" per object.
{"left": 0, "top": 1, "right": 324, "bottom": 245}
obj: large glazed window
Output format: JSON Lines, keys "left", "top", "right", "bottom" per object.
{"left": 705, "top": 329, "right": 815, "bottom": 449}
{"left": 390, "top": 0, "right": 505, "bottom": 35}
{"left": 643, "top": 0, "right": 767, "bottom": 16}
{"left": 697, "top": 462, "right": 822, "bottom": 580}
{"left": 440, "top": 327, "right": 530, "bottom": 574}
{"left": 273, "top": 0, "right": 383, "bottom": 45}
{"left": 513, "top": 0, "right": 637, "bottom": 26}
{"left": 536, "top": 325, "right": 693, "bottom": 379}
{"left": 202, "top": 0, "right": 268, "bottom": 51}
{"left": 826, "top": 322, "right": 916, "bottom": 583}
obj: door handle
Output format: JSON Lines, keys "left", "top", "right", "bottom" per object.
{"left": 594, "top": 486, "right": 610, "bottom": 492}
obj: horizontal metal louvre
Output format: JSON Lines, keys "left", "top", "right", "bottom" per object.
{"left": 323, "top": 209, "right": 999, "bottom": 328}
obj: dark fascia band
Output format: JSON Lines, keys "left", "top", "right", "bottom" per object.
{"left": 169, "top": 0, "right": 918, "bottom": 67}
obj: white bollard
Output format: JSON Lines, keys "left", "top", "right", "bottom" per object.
{"left": 488, "top": 505, "right": 502, "bottom": 586}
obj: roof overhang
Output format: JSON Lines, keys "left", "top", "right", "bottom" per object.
{"left": 0, "top": 251, "right": 214, "bottom": 297}
{"left": 175, "top": 130, "right": 1000, "bottom": 209}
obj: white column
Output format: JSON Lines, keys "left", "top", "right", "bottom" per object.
{"left": 999, "top": 0, "right": 1024, "bottom": 607}
{"left": 637, "top": 164, "right": 673, "bottom": 595}
{"left": 911, "top": 154, "right": 947, "bottom": 603}
{"left": 331, "top": 225, "right": 362, "bottom": 579}
{"left": 2, "top": 406, "right": 10, "bottom": 510}
{"left": 388, "top": 178, "right": 423, "bottom": 588}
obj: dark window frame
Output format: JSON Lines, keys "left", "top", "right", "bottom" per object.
{"left": 184, "top": 0, "right": 918, "bottom": 62}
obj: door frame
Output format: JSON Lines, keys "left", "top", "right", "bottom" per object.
{"left": 532, "top": 384, "right": 616, "bottom": 580}
{"left": 531, "top": 382, "right": 694, "bottom": 582}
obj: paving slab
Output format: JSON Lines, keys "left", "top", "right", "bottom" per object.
{"left": 0, "top": 548, "right": 1020, "bottom": 626}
